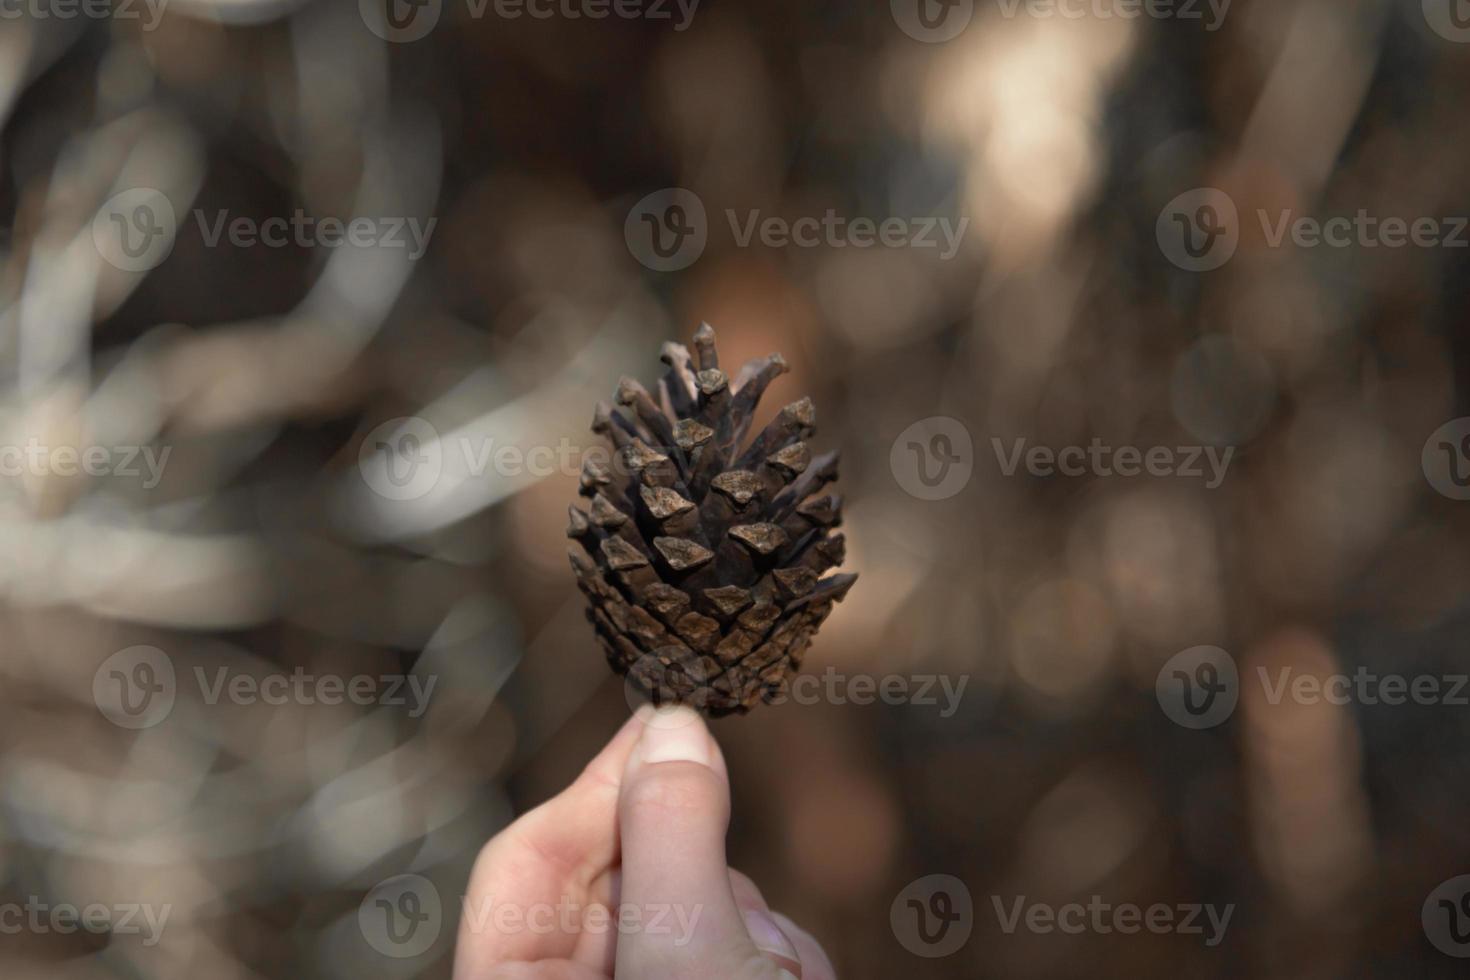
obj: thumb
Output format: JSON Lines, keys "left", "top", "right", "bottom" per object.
{"left": 614, "top": 707, "right": 789, "bottom": 980}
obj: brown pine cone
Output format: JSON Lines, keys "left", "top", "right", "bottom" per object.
{"left": 567, "top": 324, "right": 856, "bottom": 716}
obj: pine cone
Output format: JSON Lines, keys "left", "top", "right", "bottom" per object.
{"left": 568, "top": 324, "right": 857, "bottom": 716}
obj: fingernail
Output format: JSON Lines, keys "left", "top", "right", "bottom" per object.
{"left": 636, "top": 706, "right": 710, "bottom": 766}
{"left": 744, "top": 909, "right": 799, "bottom": 962}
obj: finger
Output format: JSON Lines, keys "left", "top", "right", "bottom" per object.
{"left": 728, "top": 870, "right": 802, "bottom": 976}
{"left": 567, "top": 868, "right": 620, "bottom": 975}
{"left": 726, "top": 869, "right": 767, "bottom": 912}
{"left": 615, "top": 707, "right": 778, "bottom": 979}
{"left": 481, "top": 959, "right": 607, "bottom": 980}
{"left": 771, "top": 912, "right": 837, "bottom": 980}
{"left": 456, "top": 715, "right": 642, "bottom": 975}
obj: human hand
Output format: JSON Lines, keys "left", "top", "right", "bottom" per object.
{"left": 452, "top": 707, "right": 836, "bottom": 979}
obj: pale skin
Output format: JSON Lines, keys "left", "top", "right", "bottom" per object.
{"left": 452, "top": 707, "right": 837, "bottom": 980}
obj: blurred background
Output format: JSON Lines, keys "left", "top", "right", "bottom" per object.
{"left": 4, "top": 0, "right": 1470, "bottom": 976}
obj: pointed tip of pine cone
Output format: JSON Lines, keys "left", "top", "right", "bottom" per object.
{"left": 660, "top": 342, "right": 692, "bottom": 366}
{"left": 696, "top": 369, "right": 728, "bottom": 396}
{"left": 782, "top": 397, "right": 815, "bottom": 430}
{"left": 566, "top": 504, "right": 590, "bottom": 537}
{"left": 615, "top": 376, "right": 642, "bottom": 406}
